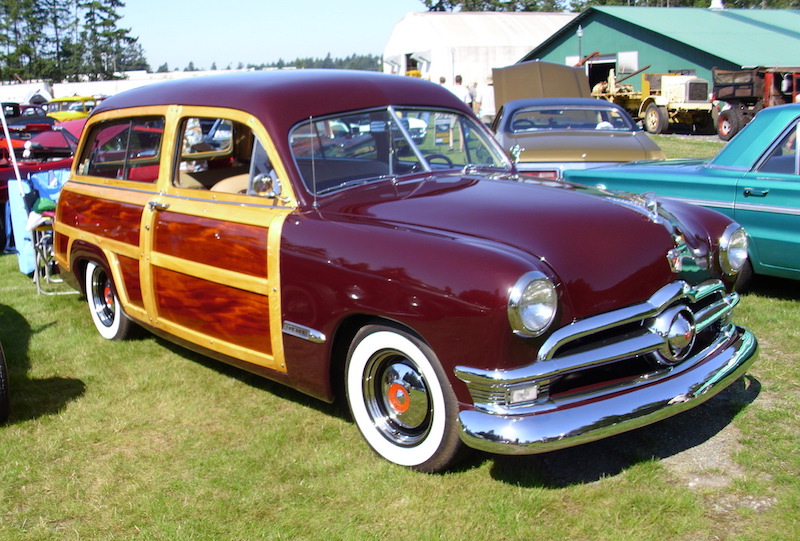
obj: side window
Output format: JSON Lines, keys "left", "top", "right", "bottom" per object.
{"left": 758, "top": 124, "right": 799, "bottom": 175}
{"left": 174, "top": 116, "right": 258, "bottom": 195}
{"left": 79, "top": 116, "right": 164, "bottom": 182}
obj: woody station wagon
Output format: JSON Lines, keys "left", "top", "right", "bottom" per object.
{"left": 54, "top": 70, "right": 757, "bottom": 472}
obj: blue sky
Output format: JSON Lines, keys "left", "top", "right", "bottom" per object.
{"left": 120, "top": 0, "right": 426, "bottom": 70}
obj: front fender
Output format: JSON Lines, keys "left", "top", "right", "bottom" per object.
{"left": 278, "top": 211, "right": 561, "bottom": 402}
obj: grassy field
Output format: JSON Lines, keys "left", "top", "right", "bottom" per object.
{"left": 0, "top": 136, "right": 798, "bottom": 539}
{"left": 651, "top": 134, "right": 726, "bottom": 159}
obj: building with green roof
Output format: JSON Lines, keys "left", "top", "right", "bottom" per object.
{"left": 521, "top": 6, "right": 800, "bottom": 92}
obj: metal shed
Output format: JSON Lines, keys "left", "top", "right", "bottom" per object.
{"left": 383, "top": 11, "right": 576, "bottom": 86}
{"left": 521, "top": 6, "right": 800, "bottom": 92}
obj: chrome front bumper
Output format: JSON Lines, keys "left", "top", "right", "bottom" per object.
{"left": 456, "top": 324, "right": 757, "bottom": 455}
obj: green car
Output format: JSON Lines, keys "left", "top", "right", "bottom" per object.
{"left": 564, "top": 104, "right": 800, "bottom": 282}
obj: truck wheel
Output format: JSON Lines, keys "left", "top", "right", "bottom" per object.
{"left": 644, "top": 104, "right": 668, "bottom": 134}
{"left": 718, "top": 109, "right": 741, "bottom": 141}
{"left": 344, "top": 324, "right": 464, "bottom": 473}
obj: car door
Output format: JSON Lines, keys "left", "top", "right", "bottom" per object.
{"left": 140, "top": 108, "right": 295, "bottom": 373}
{"left": 734, "top": 121, "right": 800, "bottom": 279}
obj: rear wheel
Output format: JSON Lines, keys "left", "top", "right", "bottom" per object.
{"left": 717, "top": 109, "right": 742, "bottom": 141}
{"left": 644, "top": 104, "right": 668, "bottom": 134}
{"left": 345, "top": 324, "right": 464, "bottom": 472}
{"left": 85, "top": 261, "right": 132, "bottom": 340}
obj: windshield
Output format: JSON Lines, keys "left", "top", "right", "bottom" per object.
{"left": 289, "top": 106, "right": 511, "bottom": 195}
{"left": 509, "top": 106, "right": 635, "bottom": 133}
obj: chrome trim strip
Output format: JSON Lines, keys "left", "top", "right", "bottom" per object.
{"left": 662, "top": 196, "right": 734, "bottom": 211}
{"left": 457, "top": 326, "right": 757, "bottom": 455}
{"left": 282, "top": 321, "right": 326, "bottom": 344}
{"left": 66, "top": 180, "right": 296, "bottom": 209}
{"left": 734, "top": 202, "right": 800, "bottom": 216}
{"left": 644, "top": 193, "right": 800, "bottom": 218}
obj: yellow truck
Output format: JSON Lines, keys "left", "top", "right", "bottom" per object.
{"left": 593, "top": 71, "right": 713, "bottom": 134}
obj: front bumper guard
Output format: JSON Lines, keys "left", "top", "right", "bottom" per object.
{"left": 456, "top": 325, "right": 757, "bottom": 455}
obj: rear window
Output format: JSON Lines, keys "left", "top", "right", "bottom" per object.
{"left": 510, "top": 106, "right": 634, "bottom": 132}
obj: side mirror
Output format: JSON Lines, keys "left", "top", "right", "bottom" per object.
{"left": 252, "top": 172, "right": 282, "bottom": 198}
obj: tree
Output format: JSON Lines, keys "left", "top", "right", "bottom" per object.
{"left": 0, "top": 0, "right": 149, "bottom": 82}
{"left": 421, "top": 0, "right": 567, "bottom": 10}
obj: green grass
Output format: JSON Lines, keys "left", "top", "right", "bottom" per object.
{"left": 651, "top": 134, "right": 726, "bottom": 159}
{"left": 1, "top": 136, "right": 797, "bottom": 539}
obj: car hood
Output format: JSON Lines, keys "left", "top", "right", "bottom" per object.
{"left": 499, "top": 131, "right": 662, "bottom": 163}
{"left": 320, "top": 174, "right": 684, "bottom": 319}
{"left": 563, "top": 158, "right": 712, "bottom": 182}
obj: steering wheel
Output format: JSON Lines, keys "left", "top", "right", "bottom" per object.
{"left": 511, "top": 118, "right": 536, "bottom": 131}
{"left": 423, "top": 153, "right": 454, "bottom": 168}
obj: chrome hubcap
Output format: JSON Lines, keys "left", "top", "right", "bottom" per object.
{"left": 364, "top": 351, "right": 432, "bottom": 446}
{"left": 91, "top": 268, "right": 115, "bottom": 327}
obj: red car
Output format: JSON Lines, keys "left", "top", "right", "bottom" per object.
{"left": 54, "top": 70, "right": 757, "bottom": 472}
{"left": 1, "top": 119, "right": 83, "bottom": 247}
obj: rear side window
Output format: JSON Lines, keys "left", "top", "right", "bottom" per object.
{"left": 78, "top": 116, "right": 164, "bottom": 182}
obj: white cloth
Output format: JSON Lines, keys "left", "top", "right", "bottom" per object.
{"left": 449, "top": 84, "right": 472, "bottom": 105}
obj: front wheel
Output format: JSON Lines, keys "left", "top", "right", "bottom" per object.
{"left": 345, "top": 325, "right": 464, "bottom": 472}
{"left": 85, "top": 261, "right": 132, "bottom": 340}
{"left": 644, "top": 104, "right": 668, "bottom": 134}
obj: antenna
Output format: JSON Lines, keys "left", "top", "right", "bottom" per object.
{"left": 310, "top": 116, "right": 318, "bottom": 209}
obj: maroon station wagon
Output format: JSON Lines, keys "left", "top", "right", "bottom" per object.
{"left": 54, "top": 70, "right": 757, "bottom": 472}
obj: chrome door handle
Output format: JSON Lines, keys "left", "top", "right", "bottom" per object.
{"left": 743, "top": 188, "right": 769, "bottom": 197}
{"left": 148, "top": 200, "right": 170, "bottom": 211}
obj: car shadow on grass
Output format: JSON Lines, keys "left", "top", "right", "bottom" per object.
{"left": 746, "top": 275, "right": 800, "bottom": 300}
{"left": 152, "top": 335, "right": 336, "bottom": 415}
{"left": 485, "top": 374, "right": 760, "bottom": 487}
{"left": 0, "top": 304, "right": 86, "bottom": 424}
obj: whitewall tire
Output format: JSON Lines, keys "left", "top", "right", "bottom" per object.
{"left": 85, "top": 261, "right": 132, "bottom": 340}
{"left": 345, "top": 324, "right": 463, "bottom": 473}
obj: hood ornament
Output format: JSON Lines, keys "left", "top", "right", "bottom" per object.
{"left": 641, "top": 192, "right": 660, "bottom": 222}
{"left": 510, "top": 144, "right": 524, "bottom": 163}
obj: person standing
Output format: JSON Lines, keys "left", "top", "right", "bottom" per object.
{"left": 447, "top": 75, "right": 471, "bottom": 150}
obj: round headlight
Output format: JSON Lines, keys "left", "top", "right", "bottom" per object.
{"left": 508, "top": 271, "right": 558, "bottom": 337}
{"left": 719, "top": 224, "right": 749, "bottom": 275}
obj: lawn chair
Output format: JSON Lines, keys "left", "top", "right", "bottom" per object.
{"left": 7, "top": 169, "right": 75, "bottom": 295}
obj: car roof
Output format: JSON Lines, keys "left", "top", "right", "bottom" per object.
{"left": 49, "top": 96, "right": 95, "bottom": 102}
{"left": 713, "top": 103, "right": 800, "bottom": 169}
{"left": 93, "top": 70, "right": 472, "bottom": 137}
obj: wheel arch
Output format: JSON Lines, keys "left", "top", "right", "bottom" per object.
{"left": 67, "top": 240, "right": 114, "bottom": 296}
{"left": 328, "top": 314, "right": 429, "bottom": 406}
{"left": 638, "top": 96, "right": 658, "bottom": 118}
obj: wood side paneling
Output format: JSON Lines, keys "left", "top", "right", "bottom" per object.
{"left": 153, "top": 213, "right": 268, "bottom": 277}
{"left": 118, "top": 256, "right": 143, "bottom": 306}
{"left": 58, "top": 192, "right": 142, "bottom": 246}
{"left": 153, "top": 266, "right": 271, "bottom": 354}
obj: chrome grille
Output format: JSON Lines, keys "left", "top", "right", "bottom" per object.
{"left": 455, "top": 280, "right": 738, "bottom": 413}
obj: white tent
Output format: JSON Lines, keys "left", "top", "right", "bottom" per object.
{"left": 383, "top": 11, "right": 577, "bottom": 86}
